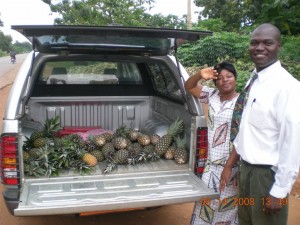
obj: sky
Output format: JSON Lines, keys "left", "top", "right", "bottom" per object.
{"left": 0, "top": 0, "right": 199, "bottom": 43}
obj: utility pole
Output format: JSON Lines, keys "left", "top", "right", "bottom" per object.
{"left": 187, "top": 0, "right": 192, "bottom": 29}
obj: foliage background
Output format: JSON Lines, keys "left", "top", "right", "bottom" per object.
{"left": 0, "top": 0, "right": 299, "bottom": 91}
{"left": 177, "top": 31, "right": 300, "bottom": 92}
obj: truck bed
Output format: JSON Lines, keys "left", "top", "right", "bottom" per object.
{"left": 24, "top": 96, "right": 192, "bottom": 136}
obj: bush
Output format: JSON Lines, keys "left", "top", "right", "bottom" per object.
{"left": 280, "top": 36, "right": 300, "bottom": 62}
{"left": 177, "top": 32, "right": 249, "bottom": 67}
{"left": 0, "top": 49, "right": 7, "bottom": 57}
{"left": 178, "top": 31, "right": 300, "bottom": 89}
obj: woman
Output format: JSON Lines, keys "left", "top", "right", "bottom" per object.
{"left": 184, "top": 62, "right": 239, "bottom": 225}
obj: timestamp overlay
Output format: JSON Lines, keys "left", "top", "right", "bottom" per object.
{"left": 199, "top": 197, "right": 288, "bottom": 207}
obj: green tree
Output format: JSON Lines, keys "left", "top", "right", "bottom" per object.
{"left": 194, "top": 0, "right": 300, "bottom": 35}
{"left": 13, "top": 41, "right": 32, "bottom": 53}
{"left": 0, "top": 13, "right": 4, "bottom": 27}
{"left": 255, "top": 0, "right": 300, "bottom": 35}
{"left": 194, "top": 0, "right": 245, "bottom": 31}
{"left": 0, "top": 31, "right": 13, "bottom": 53}
{"left": 143, "top": 13, "right": 187, "bottom": 29}
{"left": 42, "top": 0, "right": 155, "bottom": 26}
{"left": 194, "top": 18, "right": 227, "bottom": 32}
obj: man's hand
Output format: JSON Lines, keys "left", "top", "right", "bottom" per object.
{"left": 262, "top": 195, "right": 286, "bottom": 214}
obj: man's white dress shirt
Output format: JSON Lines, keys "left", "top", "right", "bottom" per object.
{"left": 234, "top": 61, "right": 300, "bottom": 198}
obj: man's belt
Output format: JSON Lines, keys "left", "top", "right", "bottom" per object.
{"left": 240, "top": 159, "right": 272, "bottom": 169}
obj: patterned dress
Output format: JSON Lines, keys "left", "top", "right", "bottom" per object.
{"left": 190, "top": 86, "right": 239, "bottom": 225}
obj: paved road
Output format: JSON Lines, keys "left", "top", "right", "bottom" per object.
{"left": 0, "top": 56, "right": 299, "bottom": 225}
{"left": 0, "top": 54, "right": 27, "bottom": 89}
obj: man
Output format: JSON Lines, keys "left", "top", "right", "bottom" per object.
{"left": 10, "top": 50, "right": 16, "bottom": 62}
{"left": 220, "top": 23, "right": 300, "bottom": 225}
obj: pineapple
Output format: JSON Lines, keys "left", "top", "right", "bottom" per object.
{"left": 125, "top": 137, "right": 133, "bottom": 148}
{"left": 113, "top": 137, "right": 128, "bottom": 150}
{"left": 174, "top": 137, "right": 188, "bottom": 164}
{"left": 90, "top": 150, "right": 105, "bottom": 162}
{"left": 128, "top": 142, "right": 142, "bottom": 157}
{"left": 155, "top": 118, "right": 184, "bottom": 157}
{"left": 82, "top": 153, "right": 98, "bottom": 166}
{"left": 23, "top": 151, "right": 30, "bottom": 162}
{"left": 53, "top": 137, "right": 64, "bottom": 148}
{"left": 114, "top": 149, "right": 129, "bottom": 164}
{"left": 83, "top": 141, "right": 95, "bottom": 152}
{"left": 33, "top": 137, "right": 49, "bottom": 148}
{"left": 24, "top": 116, "right": 60, "bottom": 151}
{"left": 64, "top": 134, "right": 86, "bottom": 148}
{"left": 142, "top": 144, "right": 160, "bottom": 162}
{"left": 137, "top": 134, "right": 151, "bottom": 146}
{"left": 102, "top": 142, "right": 115, "bottom": 158}
{"left": 150, "top": 134, "right": 160, "bottom": 145}
{"left": 30, "top": 130, "right": 44, "bottom": 141}
{"left": 128, "top": 129, "right": 139, "bottom": 142}
{"left": 164, "top": 145, "right": 176, "bottom": 160}
{"left": 142, "top": 144, "right": 154, "bottom": 154}
{"left": 101, "top": 132, "right": 114, "bottom": 142}
{"left": 92, "top": 135, "right": 106, "bottom": 147}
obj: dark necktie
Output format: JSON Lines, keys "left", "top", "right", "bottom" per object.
{"left": 230, "top": 73, "right": 258, "bottom": 142}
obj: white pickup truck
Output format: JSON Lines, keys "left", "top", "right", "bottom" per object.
{"left": 0, "top": 25, "right": 217, "bottom": 216}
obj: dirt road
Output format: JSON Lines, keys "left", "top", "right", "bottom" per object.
{"left": 0, "top": 57, "right": 299, "bottom": 225}
{"left": 0, "top": 57, "right": 195, "bottom": 225}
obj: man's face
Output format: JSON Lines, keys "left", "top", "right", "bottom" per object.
{"left": 249, "top": 28, "right": 281, "bottom": 71}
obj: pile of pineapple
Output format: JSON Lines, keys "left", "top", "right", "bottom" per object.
{"left": 23, "top": 116, "right": 189, "bottom": 177}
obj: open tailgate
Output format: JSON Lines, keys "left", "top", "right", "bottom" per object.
{"left": 15, "top": 170, "right": 217, "bottom": 216}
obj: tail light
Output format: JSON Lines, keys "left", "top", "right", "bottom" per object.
{"left": 0, "top": 134, "right": 20, "bottom": 185}
{"left": 194, "top": 127, "right": 208, "bottom": 178}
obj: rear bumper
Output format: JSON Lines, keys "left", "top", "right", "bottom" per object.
{"left": 2, "top": 190, "right": 19, "bottom": 215}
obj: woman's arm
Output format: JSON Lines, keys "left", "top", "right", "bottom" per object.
{"left": 184, "top": 67, "right": 218, "bottom": 98}
{"left": 219, "top": 146, "right": 240, "bottom": 192}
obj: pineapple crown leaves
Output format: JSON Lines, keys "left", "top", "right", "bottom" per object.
{"left": 138, "top": 152, "right": 148, "bottom": 162}
{"left": 44, "top": 162, "right": 61, "bottom": 177}
{"left": 147, "top": 151, "right": 160, "bottom": 161}
{"left": 23, "top": 136, "right": 34, "bottom": 151}
{"left": 73, "top": 161, "right": 93, "bottom": 175}
{"left": 24, "top": 161, "right": 46, "bottom": 177}
{"left": 33, "top": 144, "right": 54, "bottom": 163}
{"left": 43, "top": 115, "right": 61, "bottom": 137}
{"left": 104, "top": 162, "right": 117, "bottom": 174}
{"left": 127, "top": 156, "right": 139, "bottom": 165}
{"left": 105, "top": 151, "right": 116, "bottom": 163}
{"left": 115, "top": 124, "right": 130, "bottom": 137}
{"left": 140, "top": 148, "right": 160, "bottom": 162}
{"left": 167, "top": 118, "right": 184, "bottom": 137}
{"left": 174, "top": 136, "right": 187, "bottom": 148}
{"left": 87, "top": 135, "right": 96, "bottom": 142}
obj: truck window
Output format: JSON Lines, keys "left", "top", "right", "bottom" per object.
{"left": 148, "top": 63, "right": 183, "bottom": 102}
{"left": 39, "top": 61, "right": 143, "bottom": 85}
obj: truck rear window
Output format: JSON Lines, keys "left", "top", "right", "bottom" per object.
{"left": 39, "top": 61, "right": 143, "bottom": 85}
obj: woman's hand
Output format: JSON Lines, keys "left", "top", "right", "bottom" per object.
{"left": 219, "top": 166, "right": 232, "bottom": 192}
{"left": 200, "top": 67, "right": 218, "bottom": 81}
{"left": 219, "top": 147, "right": 240, "bottom": 192}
